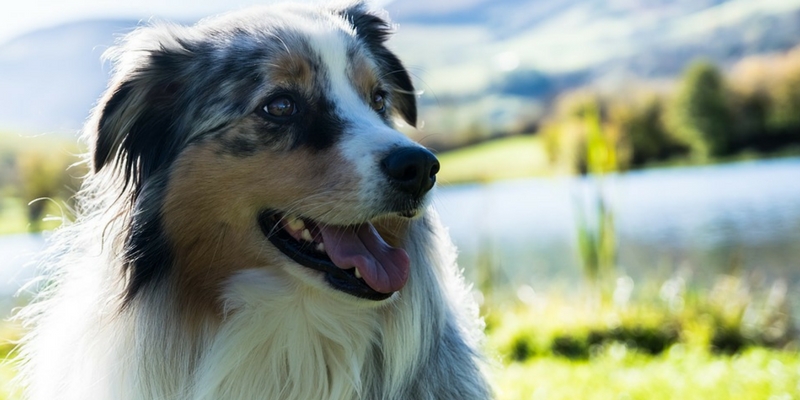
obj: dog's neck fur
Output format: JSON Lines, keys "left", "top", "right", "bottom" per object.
{"left": 25, "top": 213, "right": 488, "bottom": 400}
{"left": 125, "top": 275, "right": 385, "bottom": 400}
{"left": 195, "top": 273, "right": 389, "bottom": 400}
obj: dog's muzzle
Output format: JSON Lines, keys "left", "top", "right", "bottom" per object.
{"left": 258, "top": 147, "right": 439, "bottom": 300}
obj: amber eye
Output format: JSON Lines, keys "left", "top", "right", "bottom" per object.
{"left": 371, "top": 91, "right": 386, "bottom": 114}
{"left": 263, "top": 96, "right": 296, "bottom": 118}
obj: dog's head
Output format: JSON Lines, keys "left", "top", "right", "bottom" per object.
{"left": 90, "top": 2, "right": 438, "bottom": 305}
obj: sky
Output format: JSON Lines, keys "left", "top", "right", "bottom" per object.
{"left": 0, "top": 0, "right": 393, "bottom": 45}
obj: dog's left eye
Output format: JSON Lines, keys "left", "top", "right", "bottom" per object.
{"left": 260, "top": 95, "right": 297, "bottom": 120}
{"left": 371, "top": 91, "right": 386, "bottom": 114}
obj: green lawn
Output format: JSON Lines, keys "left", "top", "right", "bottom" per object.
{"left": 435, "top": 135, "right": 551, "bottom": 185}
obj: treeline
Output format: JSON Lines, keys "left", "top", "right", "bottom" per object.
{"left": 541, "top": 47, "right": 800, "bottom": 172}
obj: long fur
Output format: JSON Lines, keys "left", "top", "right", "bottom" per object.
{"left": 16, "top": 3, "right": 491, "bottom": 399}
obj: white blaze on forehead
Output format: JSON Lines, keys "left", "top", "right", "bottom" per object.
{"left": 305, "top": 22, "right": 369, "bottom": 121}
{"left": 305, "top": 22, "right": 419, "bottom": 212}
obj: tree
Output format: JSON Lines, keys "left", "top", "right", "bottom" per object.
{"left": 669, "top": 61, "right": 734, "bottom": 158}
{"left": 612, "top": 96, "right": 690, "bottom": 166}
{"left": 767, "top": 66, "right": 800, "bottom": 143}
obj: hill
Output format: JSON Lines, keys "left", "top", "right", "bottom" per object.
{"left": 1, "top": 0, "right": 800, "bottom": 137}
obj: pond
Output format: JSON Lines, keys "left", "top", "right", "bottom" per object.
{"left": 1, "top": 157, "right": 799, "bottom": 305}
{"left": 436, "top": 157, "right": 800, "bottom": 314}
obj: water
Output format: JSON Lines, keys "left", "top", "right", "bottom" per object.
{"left": 1, "top": 158, "right": 799, "bottom": 301}
{"left": 435, "top": 158, "right": 800, "bottom": 295}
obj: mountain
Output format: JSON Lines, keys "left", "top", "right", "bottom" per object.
{"left": 1, "top": 0, "right": 800, "bottom": 136}
{"left": 390, "top": 0, "right": 800, "bottom": 97}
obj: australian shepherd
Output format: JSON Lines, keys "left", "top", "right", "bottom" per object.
{"left": 17, "top": 2, "right": 490, "bottom": 399}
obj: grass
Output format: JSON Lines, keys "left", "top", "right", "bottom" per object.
{"left": 494, "top": 347, "right": 800, "bottom": 400}
{"left": 480, "top": 280, "right": 800, "bottom": 399}
{"left": 435, "top": 135, "right": 551, "bottom": 185}
{"left": 0, "top": 322, "right": 22, "bottom": 400}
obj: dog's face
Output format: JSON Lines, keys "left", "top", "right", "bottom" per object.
{"left": 91, "top": 3, "right": 438, "bottom": 306}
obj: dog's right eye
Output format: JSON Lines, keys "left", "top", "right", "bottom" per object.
{"left": 260, "top": 96, "right": 297, "bottom": 119}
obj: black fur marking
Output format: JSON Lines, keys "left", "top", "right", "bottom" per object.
{"left": 94, "top": 84, "right": 131, "bottom": 173}
{"left": 295, "top": 92, "right": 346, "bottom": 151}
{"left": 122, "top": 173, "right": 173, "bottom": 304}
{"left": 338, "top": 4, "right": 417, "bottom": 126}
{"left": 375, "top": 50, "right": 416, "bottom": 125}
{"left": 94, "top": 75, "right": 189, "bottom": 199}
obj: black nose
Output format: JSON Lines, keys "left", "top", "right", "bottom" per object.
{"left": 381, "top": 147, "right": 440, "bottom": 197}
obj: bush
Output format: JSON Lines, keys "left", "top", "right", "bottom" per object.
{"left": 551, "top": 335, "right": 590, "bottom": 360}
{"left": 509, "top": 333, "right": 537, "bottom": 362}
{"left": 711, "top": 326, "right": 748, "bottom": 355}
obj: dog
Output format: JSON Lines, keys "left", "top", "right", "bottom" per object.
{"left": 17, "top": 2, "right": 490, "bottom": 399}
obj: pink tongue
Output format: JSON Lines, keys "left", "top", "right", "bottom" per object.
{"left": 318, "top": 223, "right": 410, "bottom": 293}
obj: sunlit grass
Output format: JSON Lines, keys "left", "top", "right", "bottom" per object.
{"left": 494, "top": 347, "right": 800, "bottom": 400}
{"left": 435, "top": 135, "right": 551, "bottom": 185}
{"left": 0, "top": 321, "right": 22, "bottom": 400}
{"left": 482, "top": 280, "right": 799, "bottom": 399}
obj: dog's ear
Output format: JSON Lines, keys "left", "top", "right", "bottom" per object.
{"left": 91, "top": 26, "right": 191, "bottom": 195}
{"left": 338, "top": 3, "right": 417, "bottom": 127}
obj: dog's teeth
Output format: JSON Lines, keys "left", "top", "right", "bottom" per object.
{"left": 286, "top": 217, "right": 305, "bottom": 232}
{"left": 316, "top": 242, "right": 325, "bottom": 252}
{"left": 354, "top": 268, "right": 362, "bottom": 279}
{"left": 301, "top": 229, "right": 313, "bottom": 241}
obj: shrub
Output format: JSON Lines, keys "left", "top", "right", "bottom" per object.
{"left": 609, "top": 326, "right": 680, "bottom": 355}
{"left": 711, "top": 326, "right": 748, "bottom": 355}
{"left": 551, "top": 334, "right": 590, "bottom": 360}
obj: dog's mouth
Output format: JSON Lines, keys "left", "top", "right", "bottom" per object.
{"left": 258, "top": 211, "right": 410, "bottom": 301}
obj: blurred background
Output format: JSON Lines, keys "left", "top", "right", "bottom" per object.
{"left": 1, "top": 0, "right": 800, "bottom": 398}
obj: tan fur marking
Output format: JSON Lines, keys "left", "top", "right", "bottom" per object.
{"left": 348, "top": 51, "right": 380, "bottom": 100}
{"left": 268, "top": 52, "right": 314, "bottom": 93}
{"left": 161, "top": 124, "right": 362, "bottom": 313}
